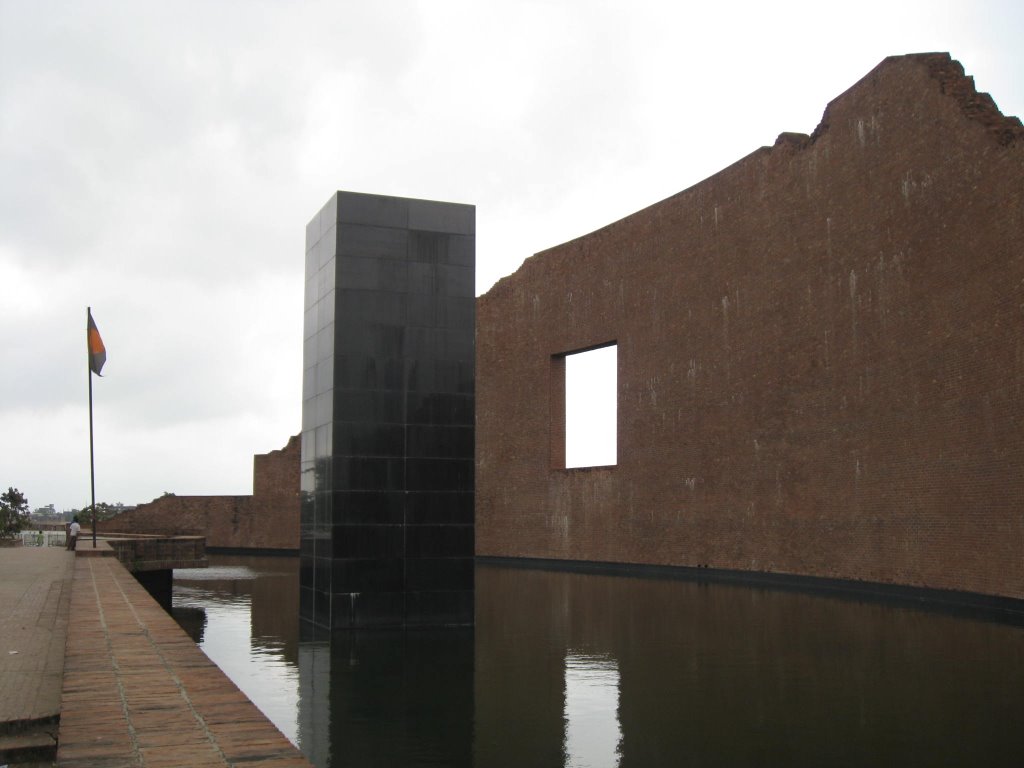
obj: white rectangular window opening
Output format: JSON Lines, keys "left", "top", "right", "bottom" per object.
{"left": 565, "top": 343, "right": 617, "bottom": 468}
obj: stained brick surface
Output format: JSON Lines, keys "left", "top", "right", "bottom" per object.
{"left": 476, "top": 53, "right": 1024, "bottom": 600}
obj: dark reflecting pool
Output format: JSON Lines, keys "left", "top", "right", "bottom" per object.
{"left": 173, "top": 555, "right": 1024, "bottom": 767}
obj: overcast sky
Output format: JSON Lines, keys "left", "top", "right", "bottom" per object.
{"left": 2, "top": 1, "right": 1021, "bottom": 511}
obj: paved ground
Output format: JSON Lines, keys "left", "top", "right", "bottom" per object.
{"left": 1, "top": 544, "right": 310, "bottom": 766}
{"left": 59, "top": 554, "right": 311, "bottom": 767}
{"left": 0, "top": 546, "right": 74, "bottom": 727}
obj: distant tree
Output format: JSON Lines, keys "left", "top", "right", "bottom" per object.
{"left": 0, "top": 487, "right": 30, "bottom": 538}
{"left": 82, "top": 502, "right": 120, "bottom": 526}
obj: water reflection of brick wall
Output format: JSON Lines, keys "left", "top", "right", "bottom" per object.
{"left": 472, "top": 564, "right": 1024, "bottom": 766}
{"left": 476, "top": 53, "right": 1024, "bottom": 600}
{"left": 106, "top": 436, "right": 300, "bottom": 551}
{"left": 248, "top": 556, "right": 300, "bottom": 662}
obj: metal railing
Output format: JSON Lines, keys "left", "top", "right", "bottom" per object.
{"left": 17, "top": 530, "right": 68, "bottom": 547}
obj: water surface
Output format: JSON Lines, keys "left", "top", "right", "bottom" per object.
{"left": 173, "top": 556, "right": 1024, "bottom": 767}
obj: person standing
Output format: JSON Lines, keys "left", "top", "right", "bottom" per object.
{"left": 67, "top": 516, "right": 81, "bottom": 551}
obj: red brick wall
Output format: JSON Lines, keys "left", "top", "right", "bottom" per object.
{"left": 476, "top": 54, "right": 1024, "bottom": 600}
{"left": 106, "top": 435, "right": 300, "bottom": 551}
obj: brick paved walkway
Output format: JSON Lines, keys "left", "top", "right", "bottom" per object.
{"left": 59, "top": 554, "right": 311, "bottom": 767}
{"left": 0, "top": 546, "right": 73, "bottom": 728}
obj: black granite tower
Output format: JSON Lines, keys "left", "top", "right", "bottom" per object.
{"left": 300, "top": 191, "right": 475, "bottom": 630}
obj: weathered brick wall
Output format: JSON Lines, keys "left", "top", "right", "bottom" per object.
{"left": 106, "top": 435, "right": 300, "bottom": 550}
{"left": 104, "top": 494, "right": 247, "bottom": 539}
{"left": 476, "top": 53, "right": 1024, "bottom": 600}
{"left": 248, "top": 434, "right": 300, "bottom": 549}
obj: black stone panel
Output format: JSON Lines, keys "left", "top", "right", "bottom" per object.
{"left": 406, "top": 459, "right": 474, "bottom": 492}
{"left": 439, "top": 296, "right": 476, "bottom": 330}
{"left": 331, "top": 557, "right": 405, "bottom": 593}
{"left": 329, "top": 592, "right": 355, "bottom": 628}
{"left": 336, "top": 289, "right": 405, "bottom": 324}
{"left": 314, "top": 554, "right": 330, "bottom": 589}
{"left": 408, "top": 198, "right": 475, "bottom": 235}
{"left": 406, "top": 492, "right": 474, "bottom": 525}
{"left": 312, "top": 586, "right": 329, "bottom": 624}
{"left": 334, "top": 322, "right": 404, "bottom": 360}
{"left": 329, "top": 591, "right": 409, "bottom": 629}
{"left": 408, "top": 230, "right": 449, "bottom": 265}
{"left": 405, "top": 557, "right": 475, "bottom": 591}
{"left": 337, "top": 223, "right": 409, "bottom": 259}
{"left": 332, "top": 491, "right": 405, "bottom": 525}
{"left": 405, "top": 359, "right": 474, "bottom": 395}
{"left": 336, "top": 192, "right": 408, "bottom": 229}
{"left": 300, "top": 492, "right": 315, "bottom": 529}
{"left": 350, "top": 592, "right": 407, "bottom": 628}
{"left": 336, "top": 255, "right": 409, "bottom": 292}
{"left": 405, "top": 293, "right": 436, "bottom": 327}
{"left": 313, "top": 534, "right": 333, "bottom": 562}
{"left": 406, "top": 392, "right": 474, "bottom": 427}
{"left": 313, "top": 457, "right": 332, "bottom": 492}
{"left": 407, "top": 262, "right": 475, "bottom": 298}
{"left": 299, "top": 585, "right": 314, "bottom": 618}
{"left": 313, "top": 491, "right": 333, "bottom": 528}
{"left": 406, "top": 425, "right": 474, "bottom": 459}
{"left": 446, "top": 235, "right": 475, "bottom": 267}
{"left": 315, "top": 424, "right": 332, "bottom": 459}
{"left": 333, "top": 390, "right": 404, "bottom": 425}
{"left": 405, "top": 591, "right": 474, "bottom": 627}
{"left": 314, "top": 361, "right": 333, "bottom": 400}
{"left": 334, "top": 356, "right": 404, "bottom": 392}
{"left": 330, "top": 457, "right": 404, "bottom": 492}
{"left": 316, "top": 327, "right": 334, "bottom": 366}
{"left": 302, "top": 305, "right": 317, "bottom": 342}
{"left": 405, "top": 524, "right": 474, "bottom": 558}
{"left": 304, "top": 247, "right": 319, "bottom": 288}
{"left": 331, "top": 524, "right": 405, "bottom": 559}
{"left": 334, "top": 423, "right": 405, "bottom": 457}
{"left": 405, "top": 328, "right": 474, "bottom": 362}
{"left": 331, "top": 457, "right": 385, "bottom": 493}
{"left": 406, "top": 295, "right": 475, "bottom": 329}
{"left": 318, "top": 224, "right": 337, "bottom": 267}
{"left": 315, "top": 388, "right": 333, "bottom": 424}
{"left": 316, "top": 290, "right": 336, "bottom": 332}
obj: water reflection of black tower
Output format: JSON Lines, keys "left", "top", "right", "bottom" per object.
{"left": 300, "top": 191, "right": 475, "bottom": 630}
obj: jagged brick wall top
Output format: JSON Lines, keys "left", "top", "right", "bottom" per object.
{"left": 476, "top": 53, "right": 1024, "bottom": 600}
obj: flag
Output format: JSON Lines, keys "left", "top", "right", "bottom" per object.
{"left": 88, "top": 310, "right": 106, "bottom": 376}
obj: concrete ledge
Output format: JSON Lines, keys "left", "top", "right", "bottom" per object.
{"left": 74, "top": 540, "right": 115, "bottom": 557}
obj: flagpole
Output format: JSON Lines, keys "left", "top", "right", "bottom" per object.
{"left": 87, "top": 307, "right": 97, "bottom": 548}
